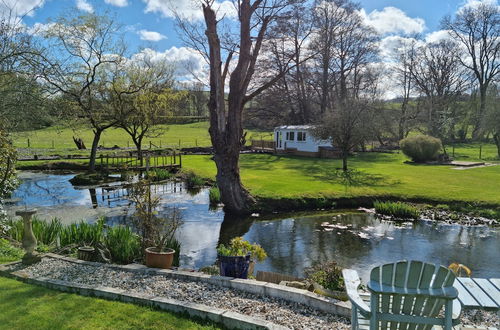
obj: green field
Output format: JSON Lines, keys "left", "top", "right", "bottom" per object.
{"left": 12, "top": 122, "right": 272, "bottom": 152}
{"left": 180, "top": 153, "right": 500, "bottom": 205}
{"left": 0, "top": 275, "right": 220, "bottom": 330}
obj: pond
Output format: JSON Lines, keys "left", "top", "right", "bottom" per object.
{"left": 5, "top": 171, "right": 500, "bottom": 282}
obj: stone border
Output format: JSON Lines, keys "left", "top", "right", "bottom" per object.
{"left": 43, "top": 253, "right": 350, "bottom": 316}
{"left": 0, "top": 254, "right": 351, "bottom": 329}
{"left": 0, "top": 260, "right": 286, "bottom": 330}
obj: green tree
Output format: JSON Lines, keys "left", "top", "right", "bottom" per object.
{"left": 36, "top": 10, "right": 125, "bottom": 171}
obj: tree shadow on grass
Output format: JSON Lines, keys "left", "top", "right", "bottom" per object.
{"left": 309, "top": 168, "right": 400, "bottom": 187}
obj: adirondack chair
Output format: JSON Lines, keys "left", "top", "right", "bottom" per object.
{"left": 343, "top": 261, "right": 462, "bottom": 330}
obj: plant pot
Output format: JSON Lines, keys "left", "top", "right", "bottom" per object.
{"left": 77, "top": 246, "right": 95, "bottom": 261}
{"left": 218, "top": 254, "right": 251, "bottom": 279}
{"left": 145, "top": 247, "right": 175, "bottom": 269}
{"left": 312, "top": 282, "right": 348, "bottom": 301}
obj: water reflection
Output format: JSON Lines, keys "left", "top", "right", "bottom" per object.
{"left": 6, "top": 172, "right": 500, "bottom": 281}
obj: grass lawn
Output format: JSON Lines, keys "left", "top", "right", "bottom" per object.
{"left": 0, "top": 276, "right": 221, "bottom": 330}
{"left": 181, "top": 152, "right": 500, "bottom": 205}
{"left": 11, "top": 122, "right": 272, "bottom": 152}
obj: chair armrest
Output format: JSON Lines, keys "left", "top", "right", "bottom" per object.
{"left": 342, "top": 269, "right": 370, "bottom": 316}
{"left": 367, "top": 281, "right": 458, "bottom": 299}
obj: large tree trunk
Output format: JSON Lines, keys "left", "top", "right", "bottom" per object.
{"left": 89, "top": 129, "right": 102, "bottom": 171}
{"left": 472, "top": 86, "right": 487, "bottom": 140}
{"left": 213, "top": 150, "right": 254, "bottom": 214}
{"left": 132, "top": 136, "right": 143, "bottom": 167}
{"left": 494, "top": 133, "right": 500, "bottom": 158}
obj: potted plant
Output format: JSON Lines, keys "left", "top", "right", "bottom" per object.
{"left": 217, "top": 237, "right": 267, "bottom": 279}
{"left": 305, "top": 262, "right": 348, "bottom": 301}
{"left": 131, "top": 182, "right": 183, "bottom": 269}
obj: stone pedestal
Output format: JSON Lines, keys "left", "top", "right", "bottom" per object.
{"left": 15, "top": 209, "right": 42, "bottom": 265}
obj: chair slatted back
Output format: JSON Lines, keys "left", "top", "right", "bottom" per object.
{"left": 369, "top": 261, "right": 456, "bottom": 330}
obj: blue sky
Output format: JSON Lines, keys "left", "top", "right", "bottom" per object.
{"left": 8, "top": 0, "right": 473, "bottom": 55}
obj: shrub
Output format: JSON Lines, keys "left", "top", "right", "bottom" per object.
{"left": 104, "top": 226, "right": 141, "bottom": 264}
{"left": 217, "top": 237, "right": 267, "bottom": 262}
{"left": 165, "top": 238, "right": 181, "bottom": 267}
{"left": 305, "top": 262, "right": 345, "bottom": 292}
{"left": 374, "top": 200, "right": 420, "bottom": 219}
{"left": 199, "top": 265, "right": 220, "bottom": 275}
{"left": 184, "top": 171, "right": 204, "bottom": 189}
{"left": 145, "top": 168, "right": 172, "bottom": 182}
{"left": 400, "top": 135, "right": 442, "bottom": 163}
{"left": 209, "top": 186, "right": 221, "bottom": 205}
{"left": 0, "top": 238, "right": 23, "bottom": 262}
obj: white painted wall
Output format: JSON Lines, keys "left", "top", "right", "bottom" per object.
{"left": 274, "top": 127, "right": 331, "bottom": 152}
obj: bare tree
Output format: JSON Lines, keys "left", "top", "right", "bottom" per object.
{"left": 410, "top": 40, "right": 467, "bottom": 144}
{"left": 311, "top": 0, "right": 379, "bottom": 171}
{"left": 178, "top": 0, "right": 304, "bottom": 214}
{"left": 35, "top": 10, "right": 125, "bottom": 171}
{"left": 442, "top": 2, "right": 500, "bottom": 139}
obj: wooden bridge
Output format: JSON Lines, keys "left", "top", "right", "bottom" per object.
{"left": 99, "top": 152, "right": 182, "bottom": 171}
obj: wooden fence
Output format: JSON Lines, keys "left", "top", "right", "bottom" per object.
{"left": 99, "top": 151, "right": 181, "bottom": 171}
{"left": 251, "top": 139, "right": 275, "bottom": 152}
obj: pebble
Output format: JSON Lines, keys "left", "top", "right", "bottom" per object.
{"left": 13, "top": 259, "right": 350, "bottom": 330}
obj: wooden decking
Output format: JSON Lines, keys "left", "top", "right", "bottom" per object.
{"left": 455, "top": 277, "right": 500, "bottom": 310}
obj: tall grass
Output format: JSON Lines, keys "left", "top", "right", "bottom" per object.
{"left": 104, "top": 226, "right": 141, "bottom": 264}
{"left": 166, "top": 238, "right": 181, "bottom": 267}
{"left": 6, "top": 217, "right": 63, "bottom": 245}
{"left": 374, "top": 201, "right": 420, "bottom": 219}
{"left": 209, "top": 186, "right": 220, "bottom": 205}
{"left": 59, "top": 219, "right": 104, "bottom": 247}
{"left": 184, "top": 171, "right": 204, "bottom": 189}
{"left": 145, "top": 168, "right": 173, "bottom": 182}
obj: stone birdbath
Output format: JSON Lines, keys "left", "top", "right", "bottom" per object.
{"left": 15, "top": 209, "right": 42, "bottom": 265}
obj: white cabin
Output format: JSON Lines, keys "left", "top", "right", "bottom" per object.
{"left": 273, "top": 125, "right": 332, "bottom": 157}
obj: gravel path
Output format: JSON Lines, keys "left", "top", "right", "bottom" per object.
{"left": 13, "top": 258, "right": 350, "bottom": 330}
{"left": 9, "top": 258, "right": 499, "bottom": 329}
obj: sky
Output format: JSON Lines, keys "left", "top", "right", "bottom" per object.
{"left": 1, "top": 0, "right": 497, "bottom": 94}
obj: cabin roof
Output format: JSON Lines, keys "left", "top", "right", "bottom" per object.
{"left": 274, "top": 125, "right": 314, "bottom": 130}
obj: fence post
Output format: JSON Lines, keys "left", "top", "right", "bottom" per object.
{"left": 159, "top": 140, "right": 162, "bottom": 148}
{"left": 179, "top": 153, "right": 182, "bottom": 168}
{"left": 27, "top": 138, "right": 30, "bottom": 148}
{"left": 100, "top": 155, "right": 103, "bottom": 168}
{"left": 150, "top": 141, "right": 152, "bottom": 149}
{"left": 479, "top": 145, "right": 482, "bottom": 160}
{"left": 178, "top": 139, "right": 181, "bottom": 148}
{"left": 452, "top": 145, "right": 455, "bottom": 158}
{"left": 173, "top": 151, "right": 177, "bottom": 164}
{"left": 195, "top": 139, "right": 198, "bottom": 147}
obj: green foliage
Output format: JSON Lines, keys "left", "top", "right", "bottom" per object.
{"left": 104, "top": 226, "right": 141, "bottom": 264}
{"left": 0, "top": 127, "right": 18, "bottom": 198}
{"left": 164, "top": 238, "right": 181, "bottom": 267}
{"left": 374, "top": 200, "right": 420, "bottom": 219}
{"left": 59, "top": 219, "right": 104, "bottom": 247}
{"left": 145, "top": 168, "right": 173, "bottom": 182}
{"left": 209, "top": 186, "right": 221, "bottom": 205}
{"left": 400, "top": 135, "right": 443, "bottom": 163}
{"left": 185, "top": 171, "right": 205, "bottom": 189}
{"left": 217, "top": 237, "right": 267, "bottom": 263}
{"left": 0, "top": 238, "right": 23, "bottom": 263}
{"left": 6, "top": 217, "right": 63, "bottom": 245}
{"left": 305, "top": 262, "right": 345, "bottom": 292}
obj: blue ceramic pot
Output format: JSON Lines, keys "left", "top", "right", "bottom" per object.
{"left": 218, "top": 254, "right": 251, "bottom": 279}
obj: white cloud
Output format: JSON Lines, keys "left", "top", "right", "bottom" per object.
{"left": 360, "top": 7, "right": 426, "bottom": 35}
{"left": 76, "top": 0, "right": 94, "bottom": 13}
{"left": 0, "top": 0, "right": 46, "bottom": 18}
{"left": 142, "top": 0, "right": 236, "bottom": 21}
{"left": 132, "top": 46, "right": 207, "bottom": 83}
{"left": 425, "top": 30, "right": 453, "bottom": 43}
{"left": 104, "top": 0, "right": 129, "bottom": 7}
{"left": 461, "top": 0, "right": 499, "bottom": 9}
{"left": 138, "top": 29, "right": 167, "bottom": 42}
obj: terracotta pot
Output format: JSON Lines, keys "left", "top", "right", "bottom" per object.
{"left": 77, "top": 246, "right": 95, "bottom": 261}
{"left": 145, "top": 247, "right": 175, "bottom": 269}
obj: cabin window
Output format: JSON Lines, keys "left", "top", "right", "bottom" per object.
{"left": 286, "top": 131, "right": 295, "bottom": 141}
{"left": 297, "top": 131, "right": 306, "bottom": 141}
